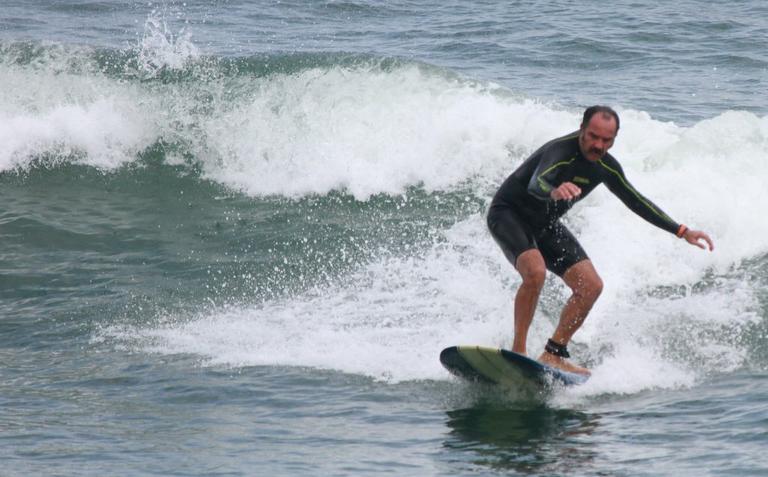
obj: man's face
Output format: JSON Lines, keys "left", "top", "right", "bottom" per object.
{"left": 579, "top": 113, "right": 617, "bottom": 162}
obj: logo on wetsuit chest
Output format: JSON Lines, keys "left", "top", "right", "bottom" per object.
{"left": 572, "top": 176, "right": 591, "bottom": 185}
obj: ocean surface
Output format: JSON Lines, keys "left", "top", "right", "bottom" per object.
{"left": 1, "top": 1, "right": 767, "bottom": 475}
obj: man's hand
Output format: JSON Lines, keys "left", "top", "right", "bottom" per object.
{"left": 551, "top": 182, "right": 582, "bottom": 201}
{"left": 682, "top": 229, "right": 714, "bottom": 251}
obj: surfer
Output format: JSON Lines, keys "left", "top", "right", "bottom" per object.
{"left": 487, "top": 105, "right": 714, "bottom": 375}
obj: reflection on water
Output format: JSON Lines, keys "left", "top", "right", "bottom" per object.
{"left": 442, "top": 400, "right": 601, "bottom": 475}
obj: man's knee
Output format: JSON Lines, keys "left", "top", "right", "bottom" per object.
{"left": 521, "top": 266, "right": 546, "bottom": 290}
{"left": 565, "top": 261, "right": 603, "bottom": 302}
{"left": 516, "top": 250, "right": 546, "bottom": 290}
{"left": 580, "top": 273, "right": 603, "bottom": 302}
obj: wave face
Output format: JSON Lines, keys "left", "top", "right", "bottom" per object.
{"left": 2, "top": 22, "right": 767, "bottom": 395}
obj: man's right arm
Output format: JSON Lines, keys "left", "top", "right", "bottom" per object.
{"left": 525, "top": 139, "right": 578, "bottom": 201}
{"left": 528, "top": 148, "right": 576, "bottom": 200}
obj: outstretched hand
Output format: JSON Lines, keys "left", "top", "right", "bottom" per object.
{"left": 682, "top": 229, "right": 714, "bottom": 251}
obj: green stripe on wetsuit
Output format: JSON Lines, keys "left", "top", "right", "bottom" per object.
{"left": 597, "top": 159, "right": 676, "bottom": 226}
{"left": 490, "top": 132, "right": 680, "bottom": 235}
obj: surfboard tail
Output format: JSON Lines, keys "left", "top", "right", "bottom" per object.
{"left": 439, "top": 346, "right": 496, "bottom": 384}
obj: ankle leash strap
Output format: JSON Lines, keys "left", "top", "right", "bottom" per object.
{"left": 545, "top": 339, "right": 571, "bottom": 358}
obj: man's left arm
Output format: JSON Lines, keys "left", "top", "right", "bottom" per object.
{"left": 599, "top": 157, "right": 714, "bottom": 251}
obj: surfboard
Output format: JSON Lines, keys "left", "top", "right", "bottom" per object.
{"left": 439, "top": 345, "right": 589, "bottom": 387}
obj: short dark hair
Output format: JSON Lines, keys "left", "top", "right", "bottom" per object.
{"left": 581, "top": 105, "right": 620, "bottom": 132}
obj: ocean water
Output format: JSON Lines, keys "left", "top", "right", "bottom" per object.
{"left": 1, "top": 1, "right": 767, "bottom": 475}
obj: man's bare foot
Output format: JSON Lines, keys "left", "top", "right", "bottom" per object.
{"left": 538, "top": 352, "right": 591, "bottom": 376}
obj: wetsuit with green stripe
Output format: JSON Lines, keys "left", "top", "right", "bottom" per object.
{"left": 487, "top": 131, "right": 680, "bottom": 276}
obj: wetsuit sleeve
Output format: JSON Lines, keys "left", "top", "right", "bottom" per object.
{"left": 598, "top": 158, "right": 680, "bottom": 234}
{"left": 526, "top": 143, "right": 577, "bottom": 200}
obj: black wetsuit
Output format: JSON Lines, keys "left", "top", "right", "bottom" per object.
{"left": 487, "top": 131, "right": 680, "bottom": 276}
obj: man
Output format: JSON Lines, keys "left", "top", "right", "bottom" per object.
{"left": 487, "top": 105, "right": 713, "bottom": 375}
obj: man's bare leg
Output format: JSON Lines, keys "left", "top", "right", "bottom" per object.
{"left": 511, "top": 249, "right": 547, "bottom": 355}
{"left": 538, "top": 259, "right": 603, "bottom": 375}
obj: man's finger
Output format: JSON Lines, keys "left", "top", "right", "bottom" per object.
{"left": 567, "top": 184, "right": 582, "bottom": 196}
{"left": 686, "top": 230, "right": 715, "bottom": 251}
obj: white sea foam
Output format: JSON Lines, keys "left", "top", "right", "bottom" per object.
{"left": 0, "top": 44, "right": 154, "bottom": 170}
{"left": 0, "top": 11, "right": 198, "bottom": 172}
{"left": 4, "top": 35, "right": 768, "bottom": 216}
{"left": 104, "top": 173, "right": 762, "bottom": 394}
{"left": 102, "top": 215, "right": 510, "bottom": 381}
{"left": 0, "top": 95, "right": 154, "bottom": 170}
{"left": 198, "top": 66, "right": 571, "bottom": 199}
